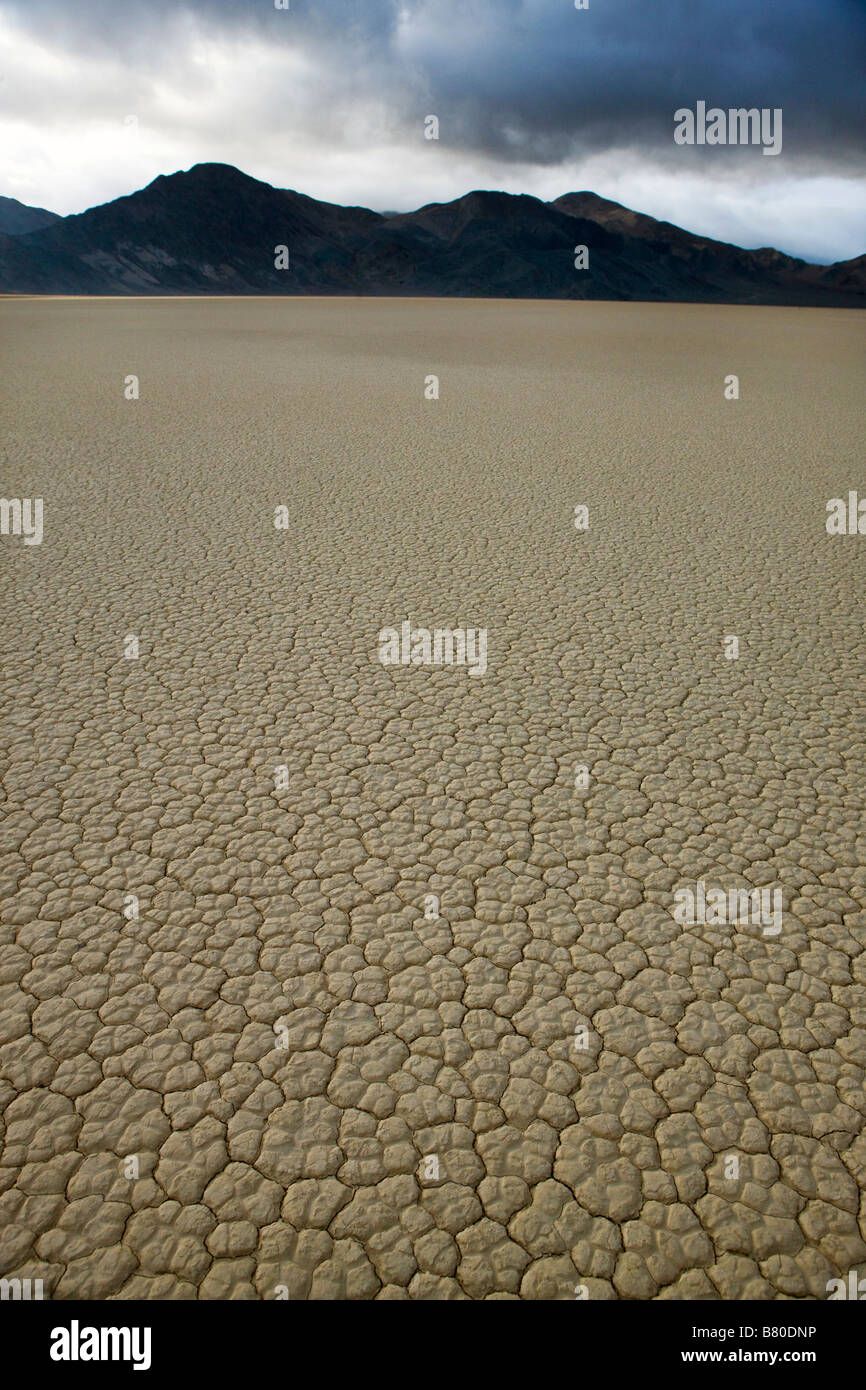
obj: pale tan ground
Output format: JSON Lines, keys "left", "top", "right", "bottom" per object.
{"left": 1, "top": 297, "right": 864, "bottom": 1300}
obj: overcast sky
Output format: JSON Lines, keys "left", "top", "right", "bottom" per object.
{"left": 1, "top": 0, "right": 864, "bottom": 262}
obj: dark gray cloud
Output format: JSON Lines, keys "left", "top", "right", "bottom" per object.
{"left": 5, "top": 0, "right": 864, "bottom": 167}
{"left": 388, "top": 0, "right": 865, "bottom": 170}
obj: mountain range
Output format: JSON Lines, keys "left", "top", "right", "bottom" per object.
{"left": 1, "top": 163, "right": 863, "bottom": 305}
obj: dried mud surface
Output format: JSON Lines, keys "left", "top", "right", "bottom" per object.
{"left": 1, "top": 297, "right": 864, "bottom": 1300}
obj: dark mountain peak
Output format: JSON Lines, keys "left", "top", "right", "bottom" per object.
{"left": 459, "top": 189, "right": 544, "bottom": 212}
{"left": 819, "top": 252, "right": 866, "bottom": 289}
{"left": 392, "top": 188, "right": 549, "bottom": 243}
{"left": 0, "top": 194, "right": 62, "bottom": 237}
{"left": 154, "top": 162, "right": 266, "bottom": 190}
{"left": 131, "top": 165, "right": 381, "bottom": 236}
{"left": 139, "top": 162, "right": 281, "bottom": 205}
{"left": 554, "top": 190, "right": 630, "bottom": 217}
{"left": 182, "top": 161, "right": 248, "bottom": 177}
{"left": 556, "top": 193, "right": 823, "bottom": 279}
{"left": 553, "top": 190, "right": 677, "bottom": 242}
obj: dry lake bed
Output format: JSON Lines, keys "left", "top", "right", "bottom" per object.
{"left": 1, "top": 296, "right": 864, "bottom": 1299}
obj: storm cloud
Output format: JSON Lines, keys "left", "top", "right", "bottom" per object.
{"left": 1, "top": 0, "right": 864, "bottom": 261}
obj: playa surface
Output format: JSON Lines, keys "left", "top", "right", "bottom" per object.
{"left": 1, "top": 296, "right": 864, "bottom": 1300}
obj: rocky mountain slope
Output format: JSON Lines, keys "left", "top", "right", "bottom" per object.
{"left": 0, "top": 164, "right": 862, "bottom": 305}
{"left": 0, "top": 194, "right": 62, "bottom": 237}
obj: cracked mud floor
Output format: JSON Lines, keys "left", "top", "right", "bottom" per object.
{"left": 1, "top": 297, "right": 864, "bottom": 1301}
